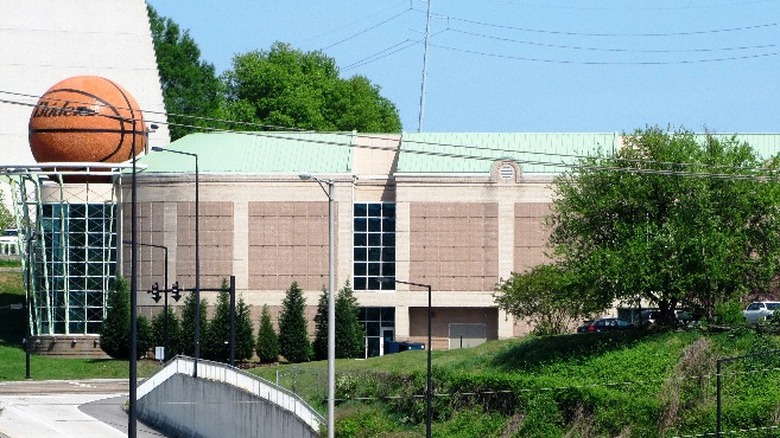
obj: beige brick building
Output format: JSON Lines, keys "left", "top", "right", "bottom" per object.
{"left": 125, "top": 131, "right": 622, "bottom": 356}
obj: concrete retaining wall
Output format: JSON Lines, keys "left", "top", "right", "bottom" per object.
{"left": 137, "top": 357, "right": 323, "bottom": 438}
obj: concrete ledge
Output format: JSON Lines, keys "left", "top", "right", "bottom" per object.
{"left": 27, "top": 335, "right": 109, "bottom": 358}
{"left": 138, "top": 356, "right": 323, "bottom": 438}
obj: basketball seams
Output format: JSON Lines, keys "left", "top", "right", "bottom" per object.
{"left": 105, "top": 78, "right": 143, "bottom": 162}
{"left": 28, "top": 75, "right": 146, "bottom": 165}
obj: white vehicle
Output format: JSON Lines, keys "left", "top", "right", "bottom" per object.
{"left": 743, "top": 301, "right": 780, "bottom": 324}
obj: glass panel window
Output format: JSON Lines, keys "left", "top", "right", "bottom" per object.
{"left": 353, "top": 203, "right": 396, "bottom": 291}
{"left": 37, "top": 202, "right": 116, "bottom": 335}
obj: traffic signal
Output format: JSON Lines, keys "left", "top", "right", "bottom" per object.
{"left": 148, "top": 282, "right": 161, "bottom": 303}
{"left": 171, "top": 281, "right": 181, "bottom": 302}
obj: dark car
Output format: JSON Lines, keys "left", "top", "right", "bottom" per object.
{"left": 576, "top": 320, "right": 594, "bottom": 333}
{"left": 587, "top": 318, "right": 633, "bottom": 333}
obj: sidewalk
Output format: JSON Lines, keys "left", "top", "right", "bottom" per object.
{"left": 0, "top": 380, "right": 165, "bottom": 438}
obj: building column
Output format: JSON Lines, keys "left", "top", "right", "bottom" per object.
{"left": 233, "top": 201, "right": 249, "bottom": 291}
{"left": 497, "top": 201, "right": 515, "bottom": 339}
{"left": 395, "top": 305, "right": 410, "bottom": 339}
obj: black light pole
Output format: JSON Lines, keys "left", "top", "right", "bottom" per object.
{"left": 129, "top": 120, "right": 139, "bottom": 438}
{"left": 126, "top": 241, "right": 169, "bottom": 359}
{"left": 229, "top": 275, "right": 236, "bottom": 367}
{"left": 151, "top": 146, "right": 200, "bottom": 377}
{"left": 24, "top": 232, "right": 35, "bottom": 380}
{"left": 393, "top": 279, "right": 433, "bottom": 438}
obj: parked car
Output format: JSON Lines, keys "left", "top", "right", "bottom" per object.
{"left": 639, "top": 309, "right": 695, "bottom": 326}
{"left": 587, "top": 318, "right": 633, "bottom": 333}
{"left": 576, "top": 320, "right": 594, "bottom": 333}
{"left": 743, "top": 301, "right": 780, "bottom": 324}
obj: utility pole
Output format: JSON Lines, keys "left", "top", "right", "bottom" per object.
{"left": 417, "top": 0, "right": 432, "bottom": 133}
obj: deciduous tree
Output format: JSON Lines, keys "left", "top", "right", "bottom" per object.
{"left": 147, "top": 6, "right": 223, "bottom": 140}
{"left": 222, "top": 42, "right": 402, "bottom": 132}
{"left": 495, "top": 265, "right": 596, "bottom": 335}
{"left": 548, "top": 127, "right": 780, "bottom": 322}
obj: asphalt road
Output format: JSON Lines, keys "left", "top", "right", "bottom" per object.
{"left": 0, "top": 379, "right": 166, "bottom": 438}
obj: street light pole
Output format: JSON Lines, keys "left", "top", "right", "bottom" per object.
{"left": 152, "top": 146, "right": 200, "bottom": 377}
{"left": 298, "top": 173, "right": 335, "bottom": 438}
{"left": 129, "top": 120, "right": 139, "bottom": 438}
{"left": 126, "top": 241, "right": 169, "bottom": 359}
{"left": 394, "top": 279, "right": 433, "bottom": 438}
{"left": 24, "top": 232, "right": 35, "bottom": 380}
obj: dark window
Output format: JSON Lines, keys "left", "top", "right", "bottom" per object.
{"left": 353, "top": 203, "right": 396, "bottom": 291}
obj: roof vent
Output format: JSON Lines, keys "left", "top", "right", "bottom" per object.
{"left": 499, "top": 164, "right": 515, "bottom": 180}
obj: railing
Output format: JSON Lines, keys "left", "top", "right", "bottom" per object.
{"left": 137, "top": 355, "right": 324, "bottom": 433}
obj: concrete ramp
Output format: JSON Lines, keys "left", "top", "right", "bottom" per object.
{"left": 137, "top": 357, "right": 323, "bottom": 437}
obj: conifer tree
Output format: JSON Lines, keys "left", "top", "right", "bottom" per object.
{"left": 99, "top": 276, "right": 156, "bottom": 360}
{"left": 313, "top": 287, "right": 328, "bottom": 361}
{"left": 335, "top": 281, "right": 364, "bottom": 359}
{"left": 235, "top": 298, "right": 255, "bottom": 362}
{"left": 100, "top": 276, "right": 131, "bottom": 359}
{"left": 137, "top": 314, "right": 153, "bottom": 359}
{"left": 203, "top": 280, "right": 231, "bottom": 361}
{"left": 180, "top": 289, "right": 208, "bottom": 357}
{"left": 278, "top": 281, "right": 311, "bottom": 363}
{"left": 151, "top": 306, "right": 182, "bottom": 359}
{"left": 256, "top": 304, "right": 279, "bottom": 363}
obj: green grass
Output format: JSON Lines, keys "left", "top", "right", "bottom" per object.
{"left": 0, "top": 269, "right": 160, "bottom": 381}
{"left": 3, "top": 269, "right": 780, "bottom": 436}
{"left": 249, "top": 330, "right": 780, "bottom": 437}
{"left": 0, "top": 259, "right": 22, "bottom": 268}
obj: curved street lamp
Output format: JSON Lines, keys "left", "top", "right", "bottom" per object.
{"left": 151, "top": 146, "right": 200, "bottom": 377}
{"left": 298, "top": 173, "right": 336, "bottom": 438}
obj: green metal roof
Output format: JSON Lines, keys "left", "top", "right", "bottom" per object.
{"left": 397, "top": 132, "right": 620, "bottom": 174}
{"left": 697, "top": 133, "right": 780, "bottom": 160}
{"left": 136, "top": 131, "right": 780, "bottom": 176}
{"left": 138, "top": 132, "right": 354, "bottom": 174}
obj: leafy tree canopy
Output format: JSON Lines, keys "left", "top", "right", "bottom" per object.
{"left": 547, "top": 127, "right": 780, "bottom": 322}
{"left": 0, "top": 187, "right": 12, "bottom": 231}
{"left": 495, "top": 265, "right": 599, "bottom": 335}
{"left": 222, "top": 42, "right": 402, "bottom": 132}
{"left": 147, "top": 5, "right": 223, "bottom": 140}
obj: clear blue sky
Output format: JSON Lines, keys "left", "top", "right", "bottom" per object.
{"left": 150, "top": 0, "right": 779, "bottom": 134}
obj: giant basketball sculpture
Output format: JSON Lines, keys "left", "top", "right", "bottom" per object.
{"left": 29, "top": 75, "right": 147, "bottom": 180}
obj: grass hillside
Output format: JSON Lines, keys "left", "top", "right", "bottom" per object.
{"left": 2, "top": 267, "right": 779, "bottom": 436}
{"left": 252, "top": 328, "right": 780, "bottom": 437}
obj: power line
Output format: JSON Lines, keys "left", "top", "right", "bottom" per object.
{"left": 319, "top": 7, "right": 413, "bottom": 51}
{"left": 428, "top": 42, "right": 780, "bottom": 65}
{"left": 420, "top": 10, "right": 778, "bottom": 38}
{"left": 449, "top": 28, "right": 777, "bottom": 54}
{"left": 342, "top": 39, "right": 418, "bottom": 71}
{"left": 1, "top": 92, "right": 778, "bottom": 181}
{"left": 300, "top": 1, "right": 410, "bottom": 46}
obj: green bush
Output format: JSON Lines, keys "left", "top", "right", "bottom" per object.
{"left": 335, "top": 404, "right": 406, "bottom": 437}
{"left": 714, "top": 299, "right": 745, "bottom": 326}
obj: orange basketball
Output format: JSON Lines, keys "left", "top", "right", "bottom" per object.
{"left": 28, "top": 75, "right": 147, "bottom": 164}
